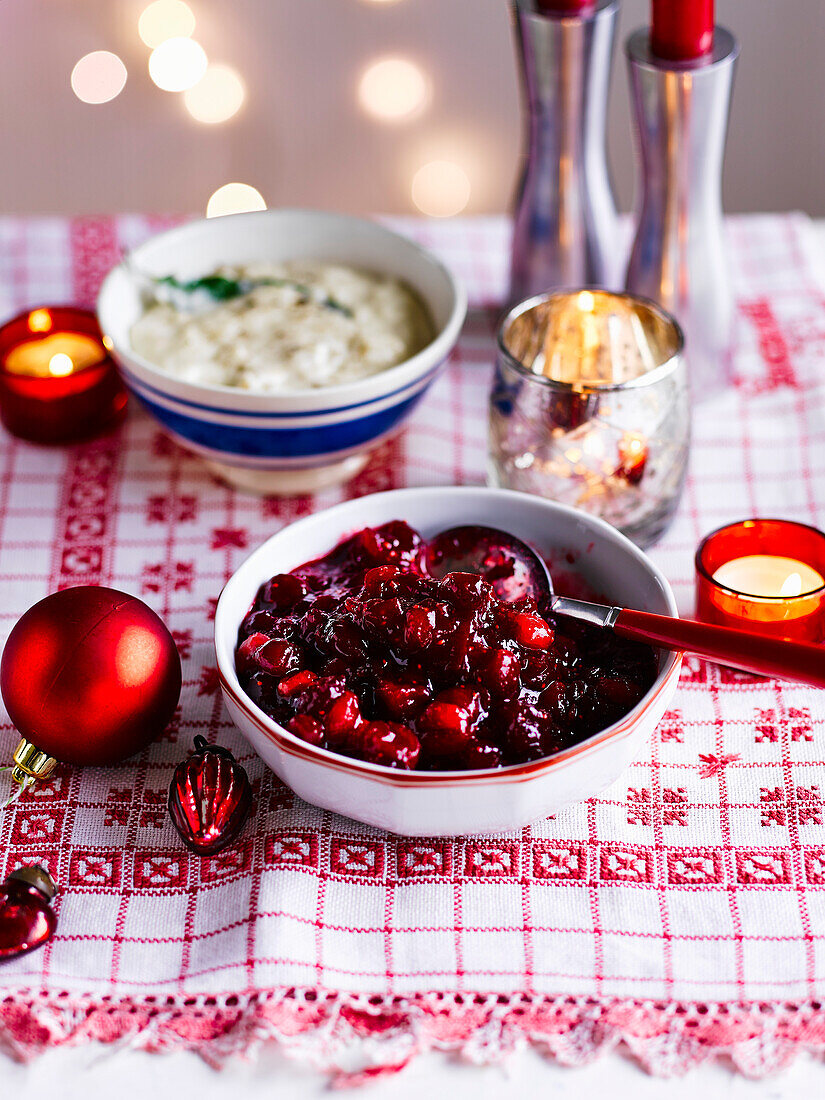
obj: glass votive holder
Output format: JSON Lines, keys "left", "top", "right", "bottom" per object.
{"left": 489, "top": 289, "right": 689, "bottom": 547}
{"left": 0, "top": 306, "right": 127, "bottom": 444}
{"left": 695, "top": 519, "right": 825, "bottom": 642}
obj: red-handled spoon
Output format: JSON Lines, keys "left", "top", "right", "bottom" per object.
{"left": 425, "top": 525, "right": 825, "bottom": 689}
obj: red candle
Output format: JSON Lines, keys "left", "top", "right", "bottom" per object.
{"left": 0, "top": 307, "right": 127, "bottom": 444}
{"left": 536, "top": 0, "right": 595, "bottom": 15}
{"left": 651, "top": 0, "right": 714, "bottom": 61}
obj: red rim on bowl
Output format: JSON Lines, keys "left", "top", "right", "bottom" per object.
{"left": 217, "top": 658, "right": 682, "bottom": 787}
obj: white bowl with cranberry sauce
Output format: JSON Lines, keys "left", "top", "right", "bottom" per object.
{"left": 214, "top": 487, "right": 681, "bottom": 836}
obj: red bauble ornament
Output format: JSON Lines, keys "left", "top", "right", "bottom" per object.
{"left": 0, "top": 865, "right": 57, "bottom": 960}
{"left": 0, "top": 586, "right": 181, "bottom": 787}
{"left": 168, "top": 736, "right": 252, "bottom": 854}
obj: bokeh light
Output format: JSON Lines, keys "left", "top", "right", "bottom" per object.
{"left": 184, "top": 64, "right": 246, "bottom": 123}
{"left": 27, "top": 309, "right": 52, "bottom": 333}
{"left": 138, "top": 0, "right": 196, "bottom": 48}
{"left": 358, "top": 57, "right": 429, "bottom": 122}
{"left": 71, "top": 51, "right": 128, "bottom": 105}
{"left": 206, "top": 183, "right": 267, "bottom": 218}
{"left": 411, "top": 160, "right": 472, "bottom": 217}
{"left": 148, "top": 37, "right": 207, "bottom": 93}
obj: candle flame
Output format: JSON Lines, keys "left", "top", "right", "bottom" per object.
{"left": 28, "top": 309, "right": 52, "bottom": 334}
{"left": 616, "top": 430, "right": 648, "bottom": 486}
{"left": 577, "top": 291, "right": 595, "bottom": 313}
{"left": 48, "top": 353, "right": 75, "bottom": 377}
{"left": 623, "top": 432, "right": 645, "bottom": 457}
{"left": 779, "top": 572, "right": 804, "bottom": 599}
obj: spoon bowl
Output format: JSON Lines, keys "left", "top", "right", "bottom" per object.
{"left": 424, "top": 524, "right": 552, "bottom": 605}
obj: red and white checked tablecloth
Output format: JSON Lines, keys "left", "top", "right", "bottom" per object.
{"left": 1, "top": 214, "right": 825, "bottom": 1080}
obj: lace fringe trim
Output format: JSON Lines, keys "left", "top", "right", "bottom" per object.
{"left": 2, "top": 988, "right": 825, "bottom": 1082}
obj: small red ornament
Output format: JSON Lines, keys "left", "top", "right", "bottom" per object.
{"left": 0, "top": 586, "right": 181, "bottom": 791}
{"left": 168, "top": 736, "right": 253, "bottom": 854}
{"left": 0, "top": 865, "right": 57, "bottom": 960}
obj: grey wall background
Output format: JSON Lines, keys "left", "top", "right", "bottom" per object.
{"left": 2, "top": 0, "right": 824, "bottom": 216}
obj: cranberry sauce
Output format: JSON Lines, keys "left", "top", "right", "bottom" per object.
{"left": 235, "top": 521, "right": 657, "bottom": 771}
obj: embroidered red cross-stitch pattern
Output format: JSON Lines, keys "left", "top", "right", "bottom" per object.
{"left": 1, "top": 214, "right": 825, "bottom": 1080}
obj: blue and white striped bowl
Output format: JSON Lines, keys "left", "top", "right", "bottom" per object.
{"left": 97, "top": 210, "right": 467, "bottom": 493}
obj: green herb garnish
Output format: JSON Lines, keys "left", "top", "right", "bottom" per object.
{"left": 157, "top": 274, "right": 353, "bottom": 317}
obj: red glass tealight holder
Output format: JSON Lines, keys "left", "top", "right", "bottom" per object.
{"left": 0, "top": 306, "right": 127, "bottom": 444}
{"left": 696, "top": 519, "right": 825, "bottom": 643}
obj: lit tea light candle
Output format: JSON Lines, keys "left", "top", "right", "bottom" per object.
{"left": 696, "top": 520, "right": 825, "bottom": 642}
{"left": 713, "top": 555, "right": 824, "bottom": 600}
{"left": 492, "top": 289, "right": 687, "bottom": 547}
{"left": 0, "top": 307, "right": 127, "bottom": 444}
{"left": 4, "top": 332, "right": 106, "bottom": 378}
{"left": 529, "top": 289, "right": 658, "bottom": 386}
